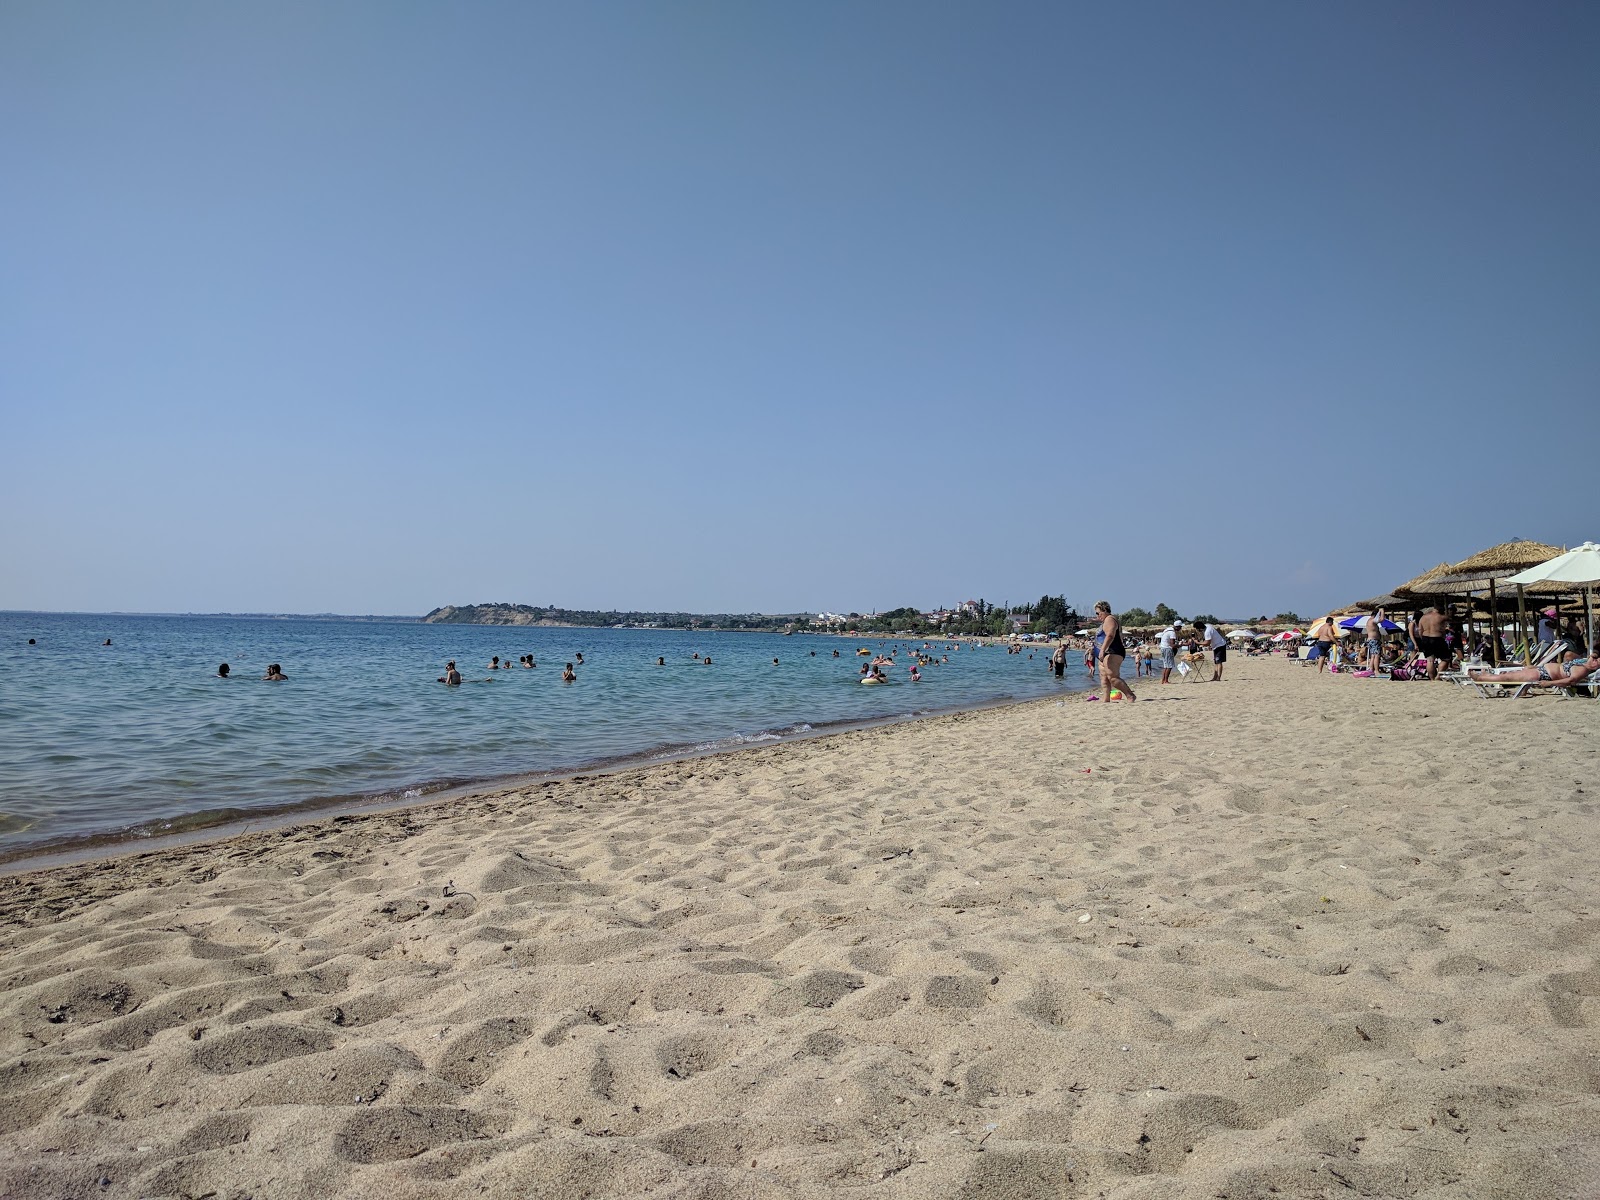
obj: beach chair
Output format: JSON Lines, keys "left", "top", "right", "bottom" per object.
{"left": 1451, "top": 643, "right": 1565, "bottom": 689}
{"left": 1440, "top": 643, "right": 1561, "bottom": 691}
{"left": 1471, "top": 676, "right": 1599, "bottom": 700}
{"left": 1469, "top": 653, "right": 1600, "bottom": 698}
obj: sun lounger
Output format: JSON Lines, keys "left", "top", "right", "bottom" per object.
{"left": 1447, "top": 643, "right": 1566, "bottom": 687}
{"left": 1470, "top": 665, "right": 1600, "bottom": 699}
{"left": 1472, "top": 678, "right": 1598, "bottom": 699}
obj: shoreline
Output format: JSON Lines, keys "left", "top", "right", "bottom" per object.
{"left": 0, "top": 693, "right": 1066, "bottom": 914}
{"left": 6, "top": 657, "right": 1594, "bottom": 1198}
{"left": 0, "top": 616, "right": 1087, "bottom": 870}
{"left": 0, "top": 682, "right": 1090, "bottom": 877}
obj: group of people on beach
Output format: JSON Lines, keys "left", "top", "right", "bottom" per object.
{"left": 1066, "top": 606, "right": 1233, "bottom": 702}
{"left": 1297, "top": 604, "right": 1597, "bottom": 688}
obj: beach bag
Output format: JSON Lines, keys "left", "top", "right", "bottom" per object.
{"left": 1389, "top": 667, "right": 1412, "bottom": 681}
{"left": 1176, "top": 660, "right": 1191, "bottom": 676}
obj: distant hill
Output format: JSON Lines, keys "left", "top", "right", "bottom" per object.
{"left": 423, "top": 603, "right": 808, "bottom": 631}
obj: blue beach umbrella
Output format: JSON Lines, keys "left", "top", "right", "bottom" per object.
{"left": 1338, "top": 615, "right": 1399, "bottom": 631}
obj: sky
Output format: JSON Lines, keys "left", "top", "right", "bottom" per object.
{"left": 3, "top": 2, "right": 1596, "bottom": 619}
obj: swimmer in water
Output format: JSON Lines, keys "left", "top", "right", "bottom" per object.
{"left": 703, "top": 656, "right": 712, "bottom": 665}
{"left": 562, "top": 662, "right": 576, "bottom": 681}
{"left": 263, "top": 663, "right": 288, "bottom": 681}
{"left": 437, "top": 660, "right": 462, "bottom": 685}
{"left": 773, "top": 658, "right": 779, "bottom": 665}
{"left": 657, "top": 656, "right": 665, "bottom": 666}
{"left": 103, "top": 639, "right": 112, "bottom": 646}
{"left": 832, "top": 650, "right": 840, "bottom": 657}
{"left": 575, "top": 652, "right": 584, "bottom": 665}
{"left": 488, "top": 656, "right": 501, "bottom": 670}
{"left": 910, "top": 666, "right": 921, "bottom": 681}
{"left": 217, "top": 663, "right": 231, "bottom": 678}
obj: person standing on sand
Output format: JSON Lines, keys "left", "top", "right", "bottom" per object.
{"left": 1092, "top": 601, "right": 1136, "bottom": 702}
{"left": 1204, "top": 622, "right": 1228, "bottom": 681}
{"left": 1365, "top": 609, "right": 1383, "bottom": 673}
{"left": 1416, "top": 607, "right": 1452, "bottom": 680}
{"left": 1157, "top": 622, "right": 1178, "bottom": 684}
{"left": 1312, "top": 616, "right": 1337, "bottom": 673}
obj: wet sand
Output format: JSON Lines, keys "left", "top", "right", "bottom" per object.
{"left": 2, "top": 657, "right": 1597, "bottom": 1198}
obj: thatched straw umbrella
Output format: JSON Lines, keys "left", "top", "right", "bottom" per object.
{"left": 1392, "top": 563, "right": 1452, "bottom": 601}
{"left": 1425, "top": 540, "right": 1566, "bottom": 664}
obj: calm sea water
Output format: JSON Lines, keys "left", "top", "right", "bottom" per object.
{"left": 0, "top": 613, "right": 1090, "bottom": 861}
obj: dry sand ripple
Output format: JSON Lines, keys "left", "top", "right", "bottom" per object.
{"left": 2, "top": 659, "right": 1597, "bottom": 1198}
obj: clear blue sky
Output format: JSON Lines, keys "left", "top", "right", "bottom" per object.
{"left": 4, "top": 2, "right": 1596, "bottom": 618}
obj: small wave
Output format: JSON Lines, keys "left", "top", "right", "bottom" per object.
{"left": 668, "top": 723, "right": 817, "bottom": 757}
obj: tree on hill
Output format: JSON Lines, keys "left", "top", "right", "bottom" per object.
{"left": 1153, "top": 603, "right": 1179, "bottom": 626}
{"left": 1119, "top": 606, "right": 1154, "bottom": 627}
{"left": 1028, "top": 594, "right": 1079, "bottom": 633}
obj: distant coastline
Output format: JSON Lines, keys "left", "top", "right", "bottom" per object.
{"left": 423, "top": 603, "right": 808, "bottom": 632}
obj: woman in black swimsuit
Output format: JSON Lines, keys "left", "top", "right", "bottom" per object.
{"left": 1095, "top": 601, "right": 1136, "bottom": 702}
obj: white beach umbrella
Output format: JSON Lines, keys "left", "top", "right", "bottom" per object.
{"left": 1505, "top": 542, "right": 1600, "bottom": 648}
{"left": 1503, "top": 542, "right": 1600, "bottom": 588}
{"left": 1227, "top": 629, "right": 1259, "bottom": 640}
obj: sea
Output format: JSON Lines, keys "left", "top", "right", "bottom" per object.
{"left": 0, "top": 612, "right": 1093, "bottom": 865}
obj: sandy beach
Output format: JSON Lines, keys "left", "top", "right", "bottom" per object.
{"left": 2, "top": 658, "right": 1596, "bottom": 1199}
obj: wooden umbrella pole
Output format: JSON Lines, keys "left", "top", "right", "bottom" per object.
{"left": 1517, "top": 584, "right": 1529, "bottom": 665}
{"left": 1488, "top": 579, "right": 1499, "bottom": 665}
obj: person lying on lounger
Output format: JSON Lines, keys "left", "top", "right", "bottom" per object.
{"left": 1468, "top": 651, "right": 1600, "bottom": 686}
